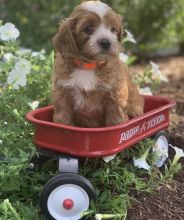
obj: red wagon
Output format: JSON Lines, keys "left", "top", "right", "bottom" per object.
{"left": 27, "top": 95, "right": 175, "bottom": 220}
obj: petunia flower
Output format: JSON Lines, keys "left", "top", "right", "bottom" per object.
{"left": 150, "top": 61, "right": 168, "bottom": 82}
{"left": 16, "top": 48, "right": 46, "bottom": 59}
{"left": 124, "top": 30, "right": 136, "bottom": 43}
{"left": 150, "top": 61, "right": 161, "bottom": 74}
{"left": 103, "top": 154, "right": 116, "bottom": 162}
{"left": 119, "top": 52, "right": 129, "bottom": 62}
{"left": 159, "top": 74, "right": 168, "bottom": 82}
{"left": 16, "top": 48, "right": 32, "bottom": 56}
{"left": 3, "top": 53, "right": 14, "bottom": 62}
{"left": 15, "top": 58, "right": 32, "bottom": 75}
{"left": 133, "top": 147, "right": 151, "bottom": 170}
{"left": 7, "top": 69, "right": 27, "bottom": 90}
{"left": 31, "top": 51, "right": 40, "bottom": 57}
{"left": 95, "top": 213, "right": 124, "bottom": 220}
{"left": 31, "top": 51, "right": 45, "bottom": 58}
{"left": 0, "top": 23, "right": 20, "bottom": 41}
{"left": 169, "top": 144, "right": 184, "bottom": 165}
{"left": 80, "top": 210, "right": 95, "bottom": 218}
{"left": 139, "top": 87, "right": 153, "bottom": 95}
{"left": 28, "top": 101, "right": 39, "bottom": 110}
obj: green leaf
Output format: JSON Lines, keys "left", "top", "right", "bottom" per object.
{"left": 1, "top": 176, "right": 20, "bottom": 192}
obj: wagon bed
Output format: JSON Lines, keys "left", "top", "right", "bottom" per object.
{"left": 26, "top": 95, "right": 175, "bottom": 158}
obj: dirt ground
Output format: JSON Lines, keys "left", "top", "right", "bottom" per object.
{"left": 127, "top": 56, "right": 184, "bottom": 220}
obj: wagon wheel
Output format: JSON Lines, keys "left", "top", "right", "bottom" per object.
{"left": 152, "top": 131, "right": 170, "bottom": 168}
{"left": 40, "top": 173, "right": 96, "bottom": 220}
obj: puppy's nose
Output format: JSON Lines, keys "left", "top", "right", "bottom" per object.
{"left": 98, "top": 38, "right": 111, "bottom": 50}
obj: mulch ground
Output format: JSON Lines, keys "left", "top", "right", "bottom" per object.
{"left": 127, "top": 56, "right": 184, "bottom": 220}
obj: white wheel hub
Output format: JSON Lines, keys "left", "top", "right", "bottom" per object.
{"left": 47, "top": 184, "right": 89, "bottom": 220}
{"left": 153, "top": 135, "right": 169, "bottom": 167}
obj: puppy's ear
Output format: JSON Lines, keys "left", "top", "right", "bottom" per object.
{"left": 53, "top": 18, "right": 79, "bottom": 58}
{"left": 117, "top": 15, "right": 123, "bottom": 42}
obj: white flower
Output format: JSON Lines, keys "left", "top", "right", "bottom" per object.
{"left": 95, "top": 214, "right": 124, "bottom": 220}
{"left": 133, "top": 157, "right": 150, "bottom": 170}
{"left": 3, "top": 53, "right": 14, "bottom": 62}
{"left": 139, "top": 87, "right": 153, "bottom": 95}
{"left": 4, "top": 122, "right": 7, "bottom": 125}
{"left": 0, "top": 140, "right": 2, "bottom": 145}
{"left": 16, "top": 48, "right": 32, "bottom": 56}
{"left": 31, "top": 51, "right": 40, "bottom": 57}
{"left": 159, "top": 74, "right": 168, "bottom": 82}
{"left": 16, "top": 48, "right": 46, "bottom": 60}
{"left": 124, "top": 30, "right": 136, "bottom": 43}
{"left": 169, "top": 144, "right": 184, "bottom": 165}
{"left": 28, "top": 101, "right": 39, "bottom": 110}
{"left": 15, "top": 59, "right": 31, "bottom": 75}
{"left": 31, "top": 51, "right": 46, "bottom": 60}
{"left": 95, "top": 214, "right": 103, "bottom": 220}
{"left": 80, "top": 210, "right": 95, "bottom": 218}
{"left": 133, "top": 147, "right": 151, "bottom": 170}
{"left": 103, "top": 154, "right": 116, "bottom": 163}
{"left": 7, "top": 69, "right": 27, "bottom": 89}
{"left": 13, "top": 108, "right": 20, "bottom": 116}
{"left": 150, "top": 61, "right": 168, "bottom": 82}
{"left": 150, "top": 61, "right": 161, "bottom": 74}
{"left": 0, "top": 23, "right": 20, "bottom": 41}
{"left": 119, "top": 52, "right": 129, "bottom": 62}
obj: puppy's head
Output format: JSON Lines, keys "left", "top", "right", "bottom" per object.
{"left": 54, "top": 1, "right": 123, "bottom": 61}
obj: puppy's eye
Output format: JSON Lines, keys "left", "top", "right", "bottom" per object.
{"left": 83, "top": 25, "right": 94, "bottom": 35}
{"left": 111, "top": 27, "right": 117, "bottom": 33}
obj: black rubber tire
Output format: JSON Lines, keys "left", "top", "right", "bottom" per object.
{"left": 40, "top": 173, "right": 96, "bottom": 220}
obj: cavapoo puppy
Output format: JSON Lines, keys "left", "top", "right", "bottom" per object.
{"left": 52, "top": 0, "right": 144, "bottom": 128}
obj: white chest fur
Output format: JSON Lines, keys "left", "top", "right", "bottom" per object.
{"left": 60, "top": 68, "right": 98, "bottom": 91}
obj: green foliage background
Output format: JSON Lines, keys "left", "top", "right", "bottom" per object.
{"left": 1, "top": 0, "right": 184, "bottom": 54}
{"left": 0, "top": 0, "right": 184, "bottom": 219}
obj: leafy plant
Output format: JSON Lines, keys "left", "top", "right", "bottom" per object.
{"left": 1, "top": 0, "right": 183, "bottom": 55}
{"left": 0, "top": 21, "right": 182, "bottom": 220}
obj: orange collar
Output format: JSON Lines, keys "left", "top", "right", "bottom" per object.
{"left": 73, "top": 58, "right": 106, "bottom": 70}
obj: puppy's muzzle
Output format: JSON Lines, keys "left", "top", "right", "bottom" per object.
{"left": 98, "top": 38, "right": 111, "bottom": 50}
